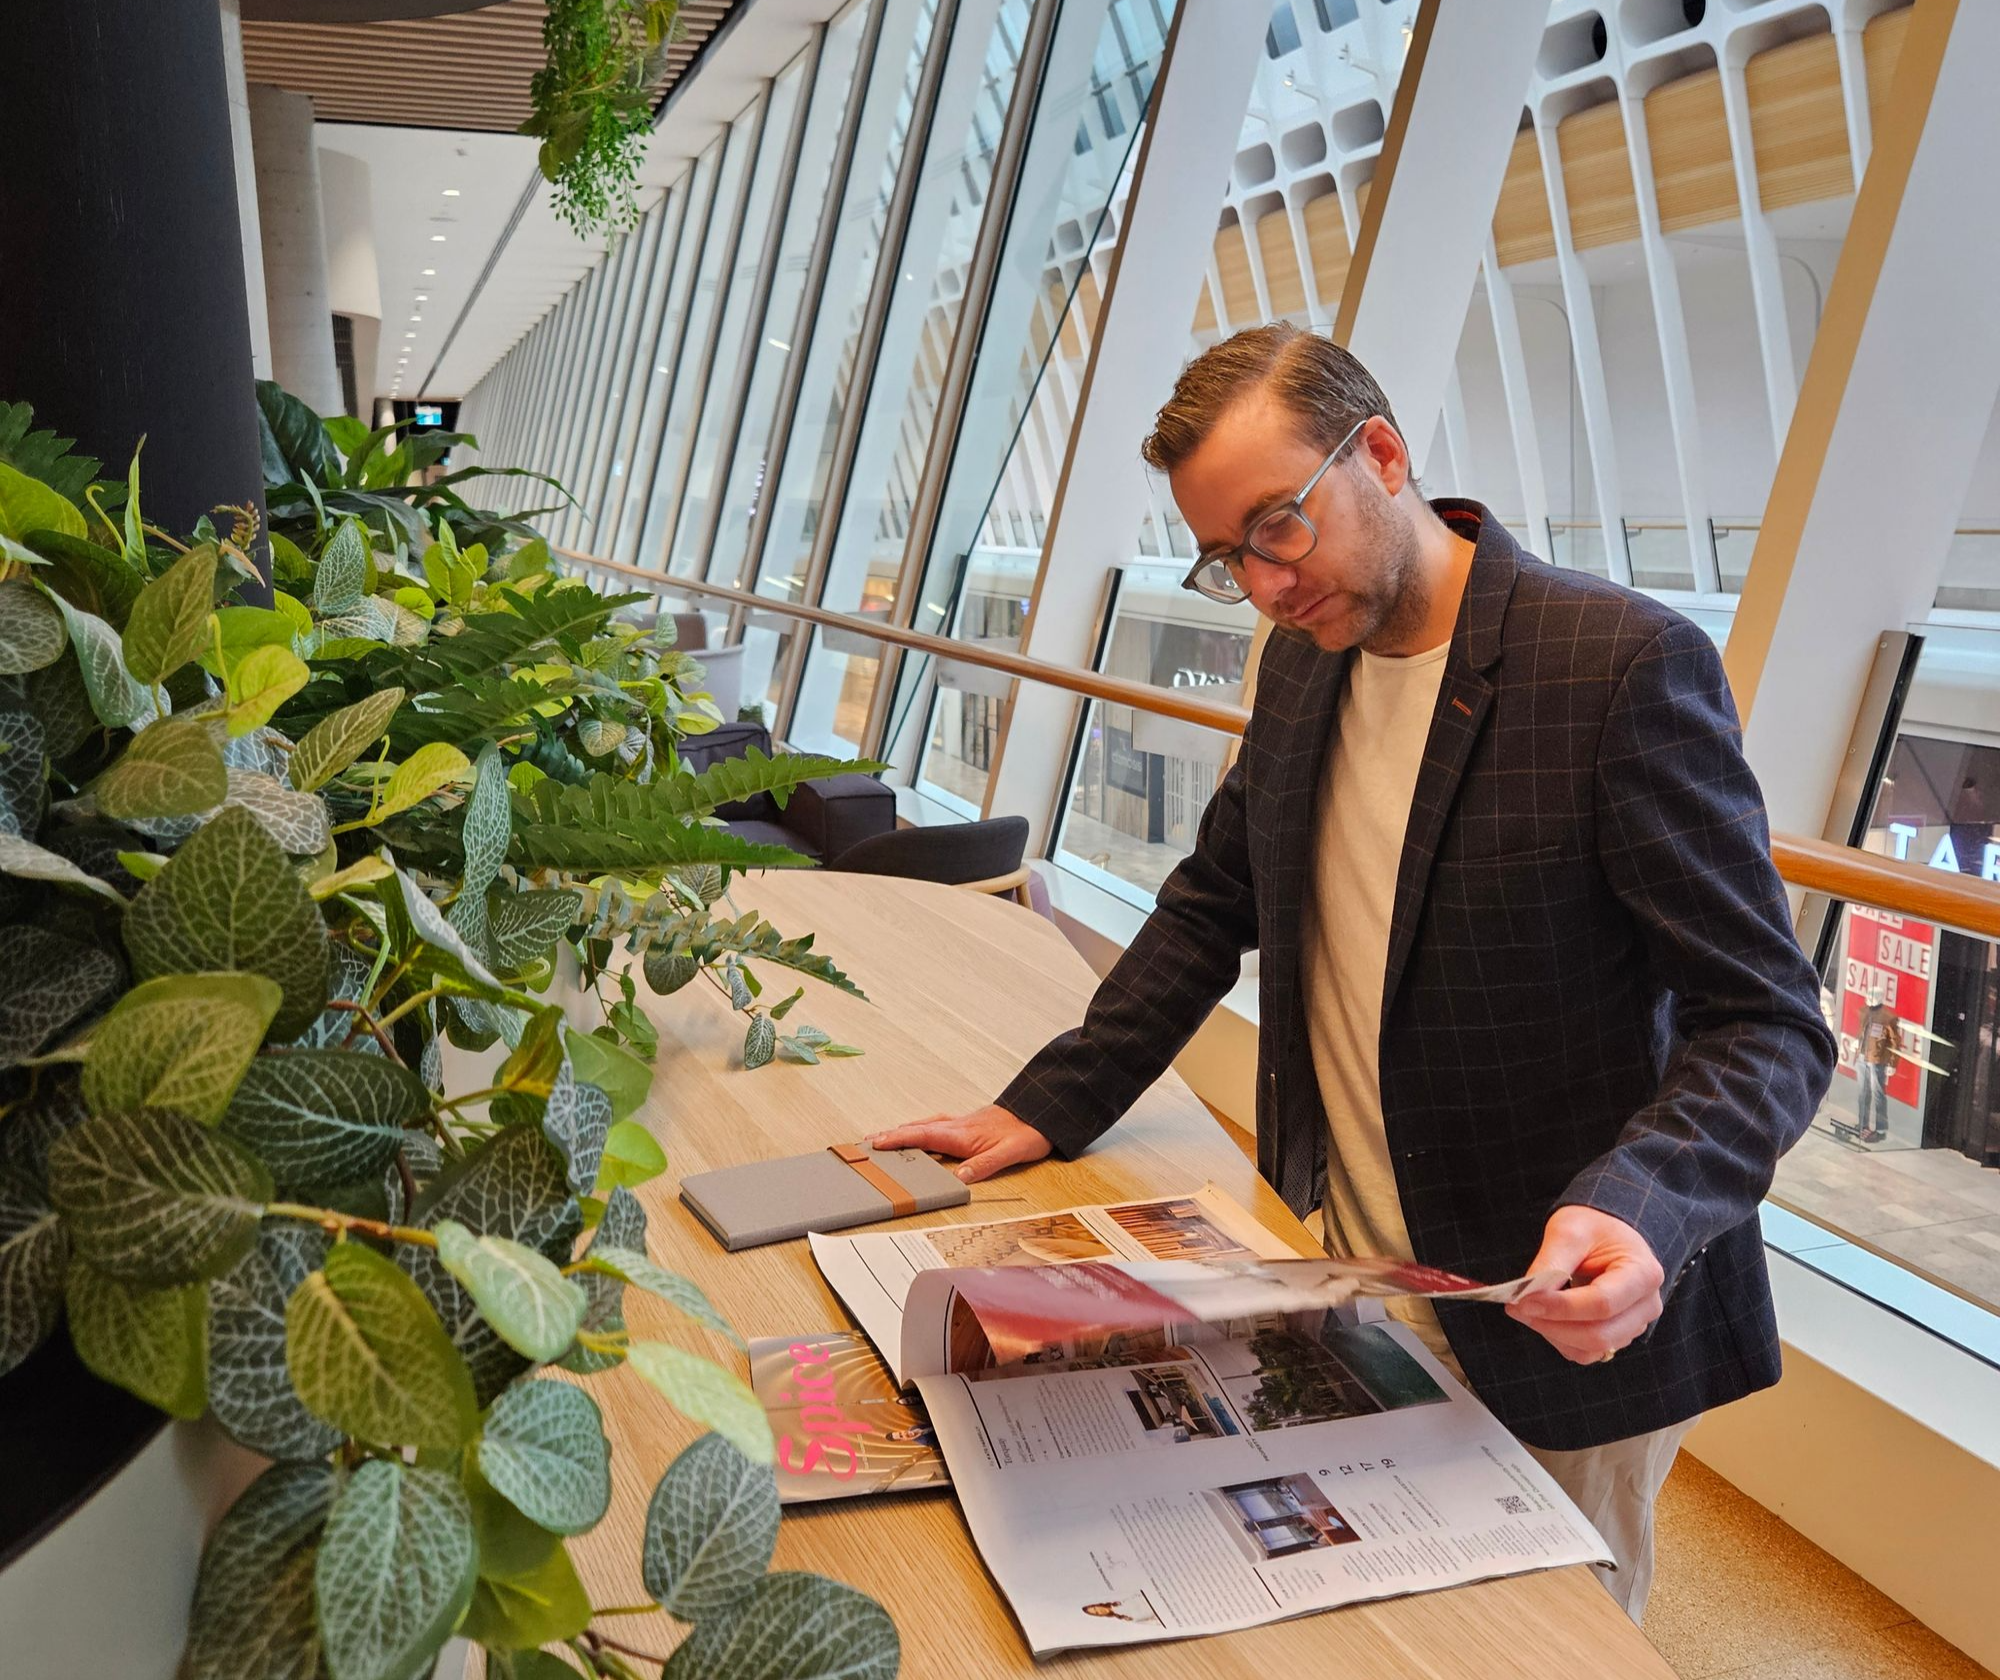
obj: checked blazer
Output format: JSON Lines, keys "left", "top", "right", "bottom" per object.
{"left": 998, "top": 502, "right": 1836, "bottom": 1451}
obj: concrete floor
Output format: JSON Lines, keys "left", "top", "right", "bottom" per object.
{"left": 1771, "top": 1120, "right": 2000, "bottom": 1313}
{"left": 1649, "top": 1455, "right": 1992, "bottom": 1680}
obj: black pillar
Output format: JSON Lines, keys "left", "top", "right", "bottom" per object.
{"left": 0, "top": 0, "right": 271, "bottom": 600}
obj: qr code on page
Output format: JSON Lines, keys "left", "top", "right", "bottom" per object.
{"left": 1495, "top": 1494, "right": 1532, "bottom": 1516}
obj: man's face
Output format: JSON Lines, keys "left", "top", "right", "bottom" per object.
{"left": 1169, "top": 393, "right": 1419, "bottom": 652}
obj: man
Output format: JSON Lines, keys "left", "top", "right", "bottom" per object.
{"left": 872, "top": 325, "right": 1834, "bottom": 1621}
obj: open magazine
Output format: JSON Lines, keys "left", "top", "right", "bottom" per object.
{"left": 809, "top": 1187, "right": 1608, "bottom": 1655}
{"left": 809, "top": 1184, "right": 1561, "bottom": 1387}
{"left": 750, "top": 1330, "right": 949, "bottom": 1503}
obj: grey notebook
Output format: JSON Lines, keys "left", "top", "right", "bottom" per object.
{"left": 679, "top": 1141, "right": 970, "bottom": 1251}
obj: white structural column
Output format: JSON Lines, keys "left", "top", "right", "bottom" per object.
{"left": 1618, "top": 65, "right": 1718, "bottom": 591}
{"left": 248, "top": 84, "right": 341, "bottom": 415}
{"left": 1730, "top": 0, "right": 2000, "bottom": 837}
{"left": 1481, "top": 237, "right": 1550, "bottom": 551}
{"left": 1334, "top": 6, "right": 1547, "bottom": 474}
{"left": 218, "top": 0, "right": 270, "bottom": 379}
{"left": 1530, "top": 92, "right": 1630, "bottom": 585}
{"left": 1832, "top": 14, "right": 1874, "bottom": 188}
{"left": 318, "top": 147, "right": 380, "bottom": 421}
{"left": 979, "top": 0, "right": 1266, "bottom": 845}
{"left": 1717, "top": 38, "right": 1799, "bottom": 455}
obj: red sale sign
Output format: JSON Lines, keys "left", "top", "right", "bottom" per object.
{"left": 1837, "top": 906, "right": 1934, "bottom": 1109}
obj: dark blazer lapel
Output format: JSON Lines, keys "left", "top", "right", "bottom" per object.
{"left": 1380, "top": 508, "right": 1521, "bottom": 1021}
{"left": 1252, "top": 630, "right": 1348, "bottom": 1006}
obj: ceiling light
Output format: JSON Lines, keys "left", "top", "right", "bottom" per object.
{"left": 442, "top": 188, "right": 461, "bottom": 197}
{"left": 430, "top": 235, "right": 447, "bottom": 243}
{"left": 415, "top": 294, "right": 429, "bottom": 302}
{"left": 404, "top": 331, "right": 417, "bottom": 338}
{"left": 409, "top": 315, "right": 422, "bottom": 323}
{"left": 421, "top": 268, "right": 436, "bottom": 276}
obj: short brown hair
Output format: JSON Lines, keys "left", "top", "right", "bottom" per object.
{"left": 1141, "top": 323, "right": 1400, "bottom": 473}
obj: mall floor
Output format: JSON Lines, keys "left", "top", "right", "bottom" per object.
{"left": 1648, "top": 1454, "right": 1992, "bottom": 1679}
{"left": 1774, "top": 1113, "right": 2000, "bottom": 1309}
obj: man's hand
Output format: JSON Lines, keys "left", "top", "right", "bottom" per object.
{"left": 1505, "top": 1206, "right": 1666, "bottom": 1364}
{"left": 868, "top": 1105, "right": 1051, "bottom": 1184}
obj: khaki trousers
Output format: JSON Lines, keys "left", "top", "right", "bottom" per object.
{"left": 1525, "top": 1417, "right": 1696, "bottom": 1623}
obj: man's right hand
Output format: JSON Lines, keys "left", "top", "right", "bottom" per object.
{"left": 868, "top": 1105, "right": 1051, "bottom": 1184}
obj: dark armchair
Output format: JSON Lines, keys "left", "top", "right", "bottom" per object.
{"left": 678, "top": 719, "right": 895, "bottom": 865}
{"left": 833, "top": 816, "right": 1033, "bottom": 903}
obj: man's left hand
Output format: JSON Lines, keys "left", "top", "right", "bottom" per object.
{"left": 1505, "top": 1206, "right": 1666, "bottom": 1364}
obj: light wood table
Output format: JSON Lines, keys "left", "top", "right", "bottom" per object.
{"left": 575, "top": 873, "right": 1678, "bottom": 1679}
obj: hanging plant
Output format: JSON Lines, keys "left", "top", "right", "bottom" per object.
{"left": 523, "top": 0, "right": 682, "bottom": 238}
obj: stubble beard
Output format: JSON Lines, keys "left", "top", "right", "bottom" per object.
{"left": 1310, "top": 484, "right": 1426, "bottom": 654}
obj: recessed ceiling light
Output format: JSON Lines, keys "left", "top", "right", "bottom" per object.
{"left": 421, "top": 268, "right": 436, "bottom": 276}
{"left": 415, "top": 294, "right": 429, "bottom": 302}
{"left": 404, "top": 331, "right": 417, "bottom": 338}
{"left": 409, "top": 315, "right": 422, "bottom": 323}
{"left": 430, "top": 235, "right": 447, "bottom": 243}
{"left": 442, "top": 188, "right": 461, "bottom": 197}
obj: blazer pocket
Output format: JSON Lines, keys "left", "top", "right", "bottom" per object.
{"left": 1427, "top": 843, "right": 1593, "bottom": 923}
{"left": 1438, "top": 840, "right": 1573, "bottom": 871}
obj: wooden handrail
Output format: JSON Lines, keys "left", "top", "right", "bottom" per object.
{"left": 555, "top": 545, "right": 1253, "bottom": 735}
{"left": 1771, "top": 833, "right": 2000, "bottom": 942}
{"left": 555, "top": 547, "right": 2000, "bottom": 941}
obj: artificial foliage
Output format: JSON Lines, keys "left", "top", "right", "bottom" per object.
{"left": 523, "top": 0, "right": 684, "bottom": 238}
{"left": 0, "top": 394, "right": 898, "bottom": 1679}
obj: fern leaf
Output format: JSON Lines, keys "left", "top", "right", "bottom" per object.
{"left": 667, "top": 747, "right": 884, "bottom": 818}
{"left": 508, "top": 773, "right": 814, "bottom": 873}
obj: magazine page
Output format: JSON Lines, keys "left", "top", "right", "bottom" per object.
{"left": 911, "top": 1314, "right": 1611, "bottom": 1655}
{"left": 809, "top": 1185, "right": 1299, "bottom": 1385}
{"left": 896, "top": 1254, "right": 1564, "bottom": 1381}
{"left": 750, "top": 1331, "right": 949, "bottom": 1504}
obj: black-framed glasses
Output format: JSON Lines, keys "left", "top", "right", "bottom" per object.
{"left": 1178, "top": 415, "right": 1371, "bottom": 604}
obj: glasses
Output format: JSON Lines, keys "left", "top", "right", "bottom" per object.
{"left": 1178, "top": 416, "right": 1371, "bottom": 604}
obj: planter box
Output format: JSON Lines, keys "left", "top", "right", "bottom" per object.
{"left": 0, "top": 1414, "right": 260, "bottom": 1676}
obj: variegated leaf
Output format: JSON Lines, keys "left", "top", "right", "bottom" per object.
{"left": 478, "top": 1377, "right": 612, "bottom": 1535}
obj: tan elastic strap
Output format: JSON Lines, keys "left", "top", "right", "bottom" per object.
{"left": 829, "top": 1143, "right": 917, "bottom": 1218}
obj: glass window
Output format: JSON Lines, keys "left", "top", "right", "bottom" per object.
{"left": 611, "top": 143, "right": 721, "bottom": 567}
{"left": 575, "top": 205, "right": 666, "bottom": 547}
{"left": 558, "top": 225, "right": 646, "bottom": 550}
{"left": 789, "top": 1, "right": 1040, "bottom": 757}
{"left": 893, "top": 0, "right": 1173, "bottom": 810}
{"left": 634, "top": 92, "right": 765, "bottom": 572}
{"left": 706, "top": 0, "right": 877, "bottom": 594}
{"left": 666, "top": 54, "right": 811, "bottom": 578}
{"left": 594, "top": 187, "right": 690, "bottom": 555}
{"left": 1052, "top": 566, "right": 1252, "bottom": 905}
{"left": 1770, "top": 659, "right": 2000, "bottom": 1355}
{"left": 1267, "top": 4, "right": 1302, "bottom": 59}
{"left": 1452, "top": 5, "right": 1913, "bottom": 601}
{"left": 744, "top": 0, "right": 942, "bottom": 731}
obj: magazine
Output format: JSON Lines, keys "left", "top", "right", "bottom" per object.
{"left": 749, "top": 1330, "right": 949, "bottom": 1503}
{"left": 808, "top": 1184, "right": 1560, "bottom": 1387}
{"left": 807, "top": 1184, "right": 1305, "bottom": 1386}
{"left": 917, "top": 1314, "right": 1611, "bottom": 1654}
{"left": 808, "top": 1186, "right": 1606, "bottom": 1654}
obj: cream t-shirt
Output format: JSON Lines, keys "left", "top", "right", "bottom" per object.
{"left": 1301, "top": 640, "right": 1454, "bottom": 1363}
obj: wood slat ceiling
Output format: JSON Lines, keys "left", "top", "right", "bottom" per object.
{"left": 240, "top": 0, "right": 738, "bottom": 132}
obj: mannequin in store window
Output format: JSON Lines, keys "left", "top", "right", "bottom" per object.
{"left": 1857, "top": 986, "right": 1903, "bottom": 1144}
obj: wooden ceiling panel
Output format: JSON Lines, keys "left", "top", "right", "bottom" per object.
{"left": 241, "top": 0, "right": 739, "bottom": 132}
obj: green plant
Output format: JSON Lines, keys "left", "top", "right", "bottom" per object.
{"left": 0, "top": 400, "right": 899, "bottom": 1679}
{"left": 524, "top": 0, "right": 683, "bottom": 238}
